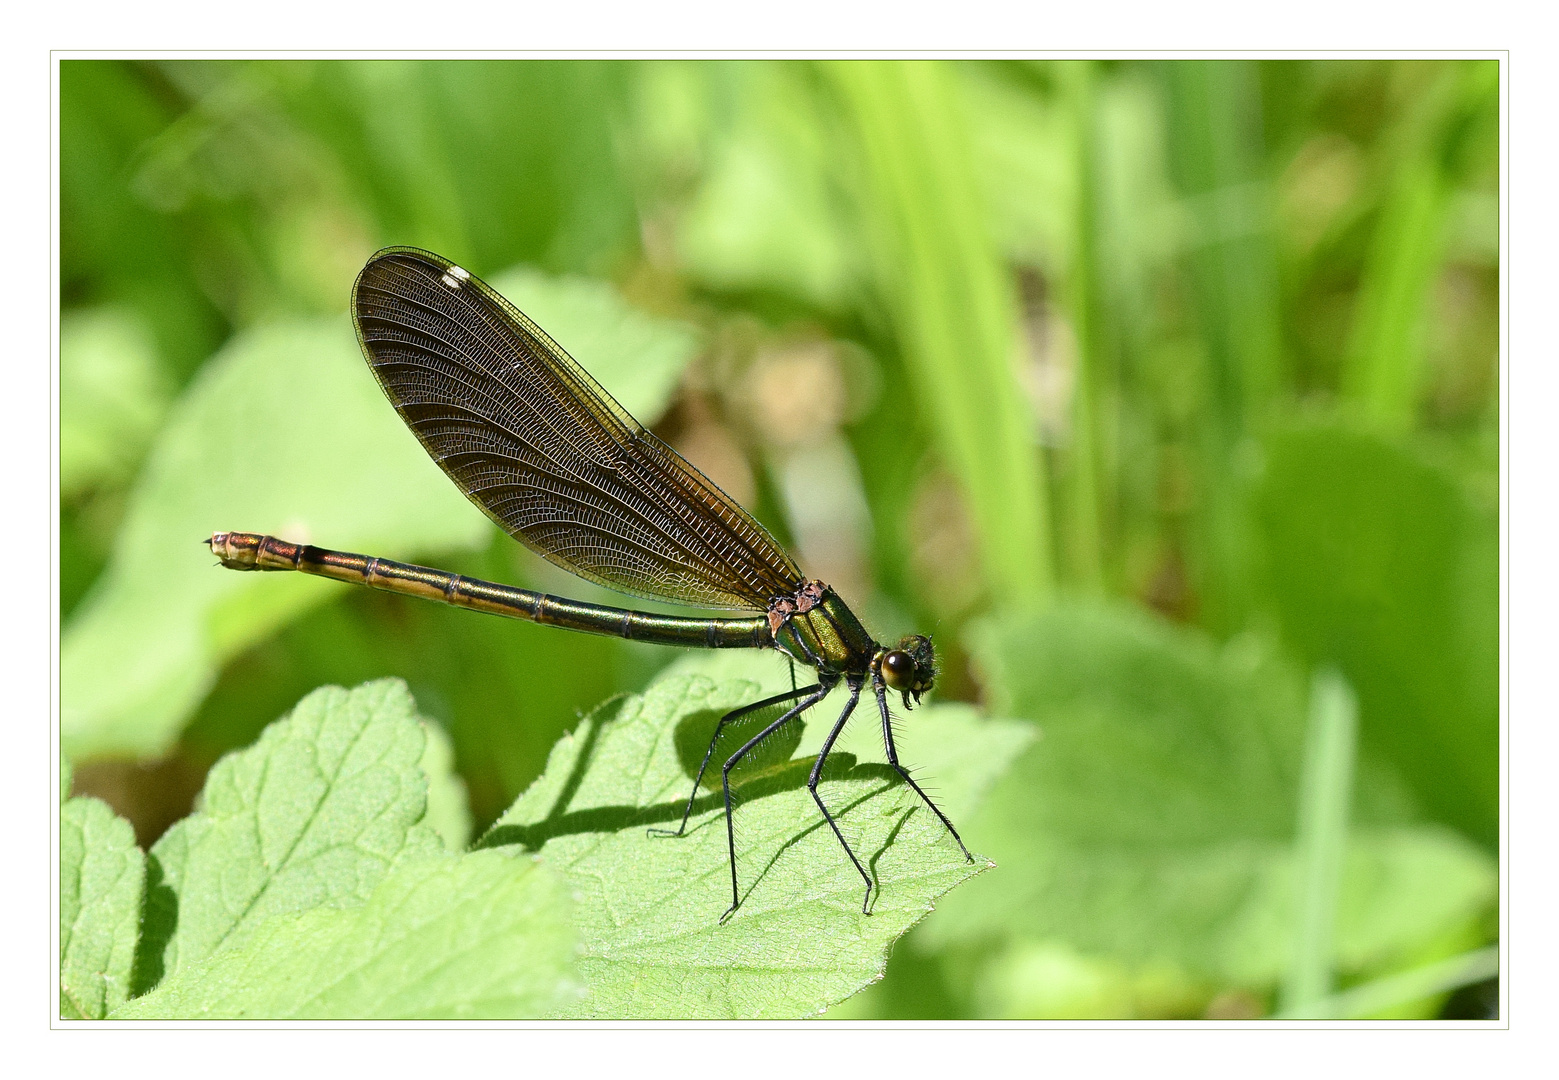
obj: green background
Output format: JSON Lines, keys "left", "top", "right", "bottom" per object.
{"left": 59, "top": 58, "right": 1499, "bottom": 1019}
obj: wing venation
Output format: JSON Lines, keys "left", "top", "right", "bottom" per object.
{"left": 351, "top": 247, "right": 803, "bottom": 611}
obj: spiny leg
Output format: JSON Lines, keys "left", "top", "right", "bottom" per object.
{"left": 717, "top": 680, "right": 835, "bottom": 920}
{"left": 648, "top": 682, "right": 821, "bottom": 840}
{"left": 807, "top": 681, "right": 873, "bottom": 913}
{"left": 874, "top": 678, "right": 973, "bottom": 862}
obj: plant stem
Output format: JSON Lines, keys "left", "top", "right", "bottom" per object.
{"left": 1279, "top": 666, "right": 1359, "bottom": 1018}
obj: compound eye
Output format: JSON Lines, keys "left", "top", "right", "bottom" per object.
{"left": 882, "top": 650, "right": 916, "bottom": 690}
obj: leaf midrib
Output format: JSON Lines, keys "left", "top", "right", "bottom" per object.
{"left": 202, "top": 711, "right": 378, "bottom": 960}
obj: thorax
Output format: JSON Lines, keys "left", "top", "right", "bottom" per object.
{"left": 769, "top": 580, "right": 878, "bottom": 676}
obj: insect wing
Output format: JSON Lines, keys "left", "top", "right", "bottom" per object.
{"left": 351, "top": 248, "right": 802, "bottom": 611}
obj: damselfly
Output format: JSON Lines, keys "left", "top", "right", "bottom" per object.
{"left": 208, "top": 247, "right": 971, "bottom": 917}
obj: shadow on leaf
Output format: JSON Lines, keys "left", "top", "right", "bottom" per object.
{"left": 474, "top": 749, "right": 905, "bottom": 853}
{"left": 129, "top": 852, "right": 176, "bottom": 998}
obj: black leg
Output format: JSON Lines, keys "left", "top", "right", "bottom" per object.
{"left": 715, "top": 679, "right": 836, "bottom": 920}
{"left": 807, "top": 680, "right": 873, "bottom": 912}
{"left": 649, "top": 682, "right": 821, "bottom": 840}
{"left": 874, "top": 677, "right": 973, "bottom": 862}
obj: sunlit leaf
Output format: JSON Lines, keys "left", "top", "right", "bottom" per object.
{"left": 115, "top": 851, "right": 578, "bottom": 1019}
{"left": 59, "top": 307, "right": 171, "bottom": 499}
{"left": 677, "top": 62, "right": 860, "bottom": 309}
{"left": 959, "top": 61, "right": 1075, "bottom": 274}
{"left": 483, "top": 670, "right": 1031, "bottom": 1018}
{"left": 418, "top": 717, "right": 472, "bottom": 851}
{"left": 137, "top": 680, "right": 444, "bottom": 987}
{"left": 60, "top": 797, "right": 145, "bottom": 1019}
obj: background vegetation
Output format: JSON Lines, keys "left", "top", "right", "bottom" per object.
{"left": 59, "top": 58, "right": 1499, "bottom": 1019}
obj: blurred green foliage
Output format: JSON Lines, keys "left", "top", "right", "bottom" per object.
{"left": 60, "top": 58, "right": 1499, "bottom": 1019}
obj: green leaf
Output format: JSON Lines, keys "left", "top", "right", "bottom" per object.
{"left": 482, "top": 669, "right": 1031, "bottom": 1018}
{"left": 59, "top": 306, "right": 172, "bottom": 499}
{"left": 676, "top": 62, "right": 860, "bottom": 309}
{"left": 138, "top": 680, "right": 442, "bottom": 987}
{"left": 925, "top": 604, "right": 1494, "bottom": 994}
{"left": 60, "top": 797, "right": 145, "bottom": 1019}
{"left": 418, "top": 719, "right": 472, "bottom": 851}
{"left": 1252, "top": 423, "right": 1498, "bottom": 848}
{"left": 114, "top": 851, "right": 578, "bottom": 1019}
{"left": 959, "top": 61, "right": 1076, "bottom": 273}
{"left": 653, "top": 646, "right": 800, "bottom": 700}
{"left": 1329, "top": 827, "right": 1494, "bottom": 974}
{"left": 286, "top": 61, "right": 638, "bottom": 277}
{"left": 61, "top": 268, "right": 701, "bottom": 761}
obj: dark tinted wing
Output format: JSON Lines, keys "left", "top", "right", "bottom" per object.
{"left": 351, "top": 247, "right": 803, "bottom": 611}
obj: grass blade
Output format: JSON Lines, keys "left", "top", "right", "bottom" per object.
{"left": 827, "top": 60, "right": 1054, "bottom": 607}
{"left": 1279, "top": 946, "right": 1498, "bottom": 1020}
{"left": 1279, "top": 667, "right": 1359, "bottom": 1016}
